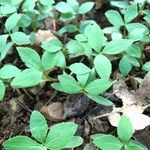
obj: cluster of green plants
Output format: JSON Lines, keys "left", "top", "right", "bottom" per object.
{"left": 0, "top": 0, "right": 150, "bottom": 149}
{"left": 3, "top": 111, "right": 148, "bottom": 150}
{"left": 0, "top": 0, "right": 150, "bottom": 103}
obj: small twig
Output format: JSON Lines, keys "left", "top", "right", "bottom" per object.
{"left": 93, "top": 107, "right": 123, "bottom": 120}
{"left": 93, "top": 112, "right": 112, "bottom": 120}
{"left": 23, "top": 89, "right": 34, "bottom": 100}
{"left": 17, "top": 98, "right": 32, "bottom": 113}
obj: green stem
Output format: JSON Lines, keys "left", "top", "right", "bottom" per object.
{"left": 139, "top": 0, "right": 147, "bottom": 14}
{"left": 43, "top": 72, "right": 57, "bottom": 82}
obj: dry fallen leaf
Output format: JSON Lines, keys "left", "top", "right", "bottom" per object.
{"left": 40, "top": 102, "right": 64, "bottom": 122}
{"left": 35, "top": 29, "right": 56, "bottom": 46}
{"left": 108, "top": 72, "right": 150, "bottom": 130}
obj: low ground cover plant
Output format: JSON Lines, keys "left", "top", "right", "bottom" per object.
{"left": 91, "top": 115, "right": 148, "bottom": 150}
{"left": 3, "top": 111, "right": 83, "bottom": 150}
{"left": 0, "top": 0, "right": 150, "bottom": 149}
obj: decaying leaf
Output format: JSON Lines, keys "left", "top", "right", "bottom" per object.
{"left": 35, "top": 30, "right": 56, "bottom": 46}
{"left": 40, "top": 102, "right": 64, "bottom": 122}
{"left": 63, "top": 94, "right": 90, "bottom": 118}
{"left": 108, "top": 72, "right": 150, "bottom": 130}
{"left": 138, "top": 72, "right": 150, "bottom": 99}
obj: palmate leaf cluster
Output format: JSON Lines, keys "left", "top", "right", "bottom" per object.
{"left": 0, "top": 0, "right": 150, "bottom": 149}
{"left": 91, "top": 115, "right": 148, "bottom": 150}
{"left": 3, "top": 111, "right": 83, "bottom": 150}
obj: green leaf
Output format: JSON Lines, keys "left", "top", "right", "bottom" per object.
{"left": 30, "top": 111, "right": 48, "bottom": 143}
{"left": 18, "top": 14, "right": 32, "bottom": 28}
{"left": 94, "top": 54, "right": 112, "bottom": 79}
{"left": 91, "top": 134, "right": 123, "bottom": 150}
{"left": 58, "top": 73, "right": 82, "bottom": 94}
{"left": 65, "top": 136, "right": 83, "bottom": 148}
{"left": 0, "top": 64, "right": 21, "bottom": 79}
{"left": 55, "top": 2, "right": 73, "bottom": 13}
{"left": 84, "top": 79, "right": 113, "bottom": 95}
{"left": 119, "top": 56, "right": 133, "bottom": 76}
{"left": 66, "top": 40, "right": 84, "bottom": 54}
{"left": 117, "top": 115, "right": 134, "bottom": 142}
{"left": 56, "top": 51, "right": 66, "bottom": 68}
{"left": 67, "top": 0, "right": 79, "bottom": 12}
{"left": 144, "top": 15, "right": 150, "bottom": 23}
{"left": 0, "top": 80, "right": 5, "bottom": 101}
{"left": 86, "top": 94, "right": 113, "bottom": 106}
{"left": 0, "top": 35, "right": 12, "bottom": 60}
{"left": 0, "top": 35, "right": 9, "bottom": 44}
{"left": 0, "top": 0, "right": 11, "bottom": 5}
{"left": 124, "top": 4, "right": 138, "bottom": 23}
{"left": 11, "top": 32, "right": 31, "bottom": 45}
{"left": 111, "top": 31, "right": 122, "bottom": 40}
{"left": 134, "top": 0, "right": 145, "bottom": 4}
{"left": 55, "top": 51, "right": 66, "bottom": 68}
{"left": 22, "top": 0, "right": 37, "bottom": 11}
{"left": 58, "top": 25, "right": 78, "bottom": 35}
{"left": 126, "top": 23, "right": 149, "bottom": 35}
{"left": 5, "top": 13, "right": 21, "bottom": 32}
{"left": 3, "top": 136, "right": 44, "bottom": 150}
{"left": 78, "top": 2, "right": 94, "bottom": 14}
{"left": 125, "top": 45, "right": 141, "bottom": 58}
{"left": 42, "top": 51, "right": 58, "bottom": 70}
{"left": 11, "top": 0, "right": 22, "bottom": 5}
{"left": 0, "top": 43, "right": 12, "bottom": 61}
{"left": 77, "top": 73, "right": 89, "bottom": 87}
{"left": 41, "top": 39, "right": 63, "bottom": 52}
{"left": 17, "top": 47, "right": 42, "bottom": 70}
{"left": 126, "top": 140, "right": 148, "bottom": 150}
{"left": 125, "top": 145, "right": 146, "bottom": 150}
{"left": 69, "top": 63, "right": 91, "bottom": 75}
{"left": 11, "top": 69, "right": 43, "bottom": 88}
{"left": 45, "top": 122, "right": 77, "bottom": 149}
{"left": 60, "top": 12, "right": 74, "bottom": 20}
{"left": 142, "top": 62, "right": 150, "bottom": 71}
{"left": 86, "top": 23, "right": 105, "bottom": 52}
{"left": 128, "top": 28, "right": 146, "bottom": 41}
{"left": 126, "top": 55, "right": 140, "bottom": 67}
{"left": 75, "top": 34, "right": 87, "bottom": 42}
{"left": 0, "top": 4, "right": 16, "bottom": 15}
{"left": 51, "top": 83, "right": 64, "bottom": 92}
{"left": 105, "top": 10, "right": 124, "bottom": 27}
{"left": 39, "top": 0, "right": 54, "bottom": 6}
{"left": 80, "top": 20, "right": 96, "bottom": 33}
{"left": 102, "top": 39, "right": 133, "bottom": 54}
{"left": 0, "top": 34, "right": 13, "bottom": 60}
{"left": 110, "top": 1, "right": 129, "bottom": 8}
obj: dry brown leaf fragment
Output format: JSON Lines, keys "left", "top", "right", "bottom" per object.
{"left": 138, "top": 72, "right": 150, "bottom": 99}
{"left": 40, "top": 102, "right": 64, "bottom": 122}
{"left": 35, "top": 29, "right": 56, "bottom": 46}
{"left": 108, "top": 72, "right": 150, "bottom": 130}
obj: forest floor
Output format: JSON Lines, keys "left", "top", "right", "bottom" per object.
{"left": 0, "top": 1, "right": 150, "bottom": 149}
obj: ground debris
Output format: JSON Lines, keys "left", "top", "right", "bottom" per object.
{"left": 108, "top": 72, "right": 150, "bottom": 130}
{"left": 63, "top": 94, "right": 90, "bottom": 118}
{"left": 40, "top": 102, "right": 64, "bottom": 122}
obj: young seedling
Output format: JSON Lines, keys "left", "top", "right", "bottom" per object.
{"left": 91, "top": 115, "right": 148, "bottom": 150}
{"left": 3, "top": 110, "right": 83, "bottom": 150}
